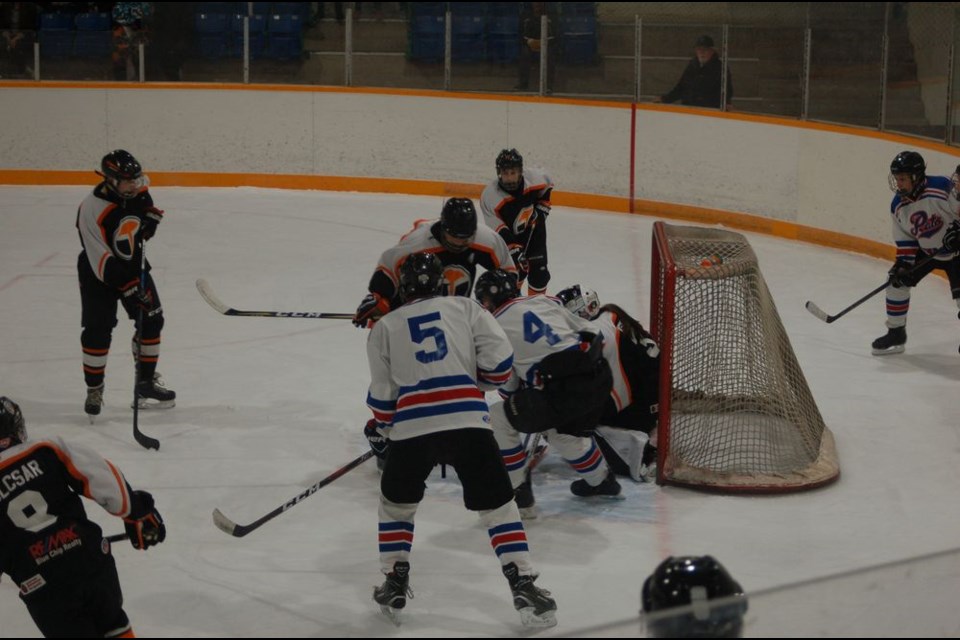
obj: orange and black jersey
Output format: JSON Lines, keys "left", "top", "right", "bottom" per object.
{"left": 367, "top": 218, "right": 517, "bottom": 308}
{"left": 0, "top": 437, "right": 133, "bottom": 589}
{"left": 76, "top": 181, "right": 157, "bottom": 292}
{"left": 479, "top": 168, "right": 553, "bottom": 251}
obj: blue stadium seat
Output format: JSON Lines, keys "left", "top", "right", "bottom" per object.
{"left": 230, "top": 14, "right": 267, "bottom": 58}
{"left": 195, "top": 13, "right": 230, "bottom": 58}
{"left": 271, "top": 3, "right": 310, "bottom": 20}
{"left": 39, "top": 13, "right": 74, "bottom": 31}
{"left": 560, "top": 16, "right": 597, "bottom": 65}
{"left": 487, "top": 15, "right": 520, "bottom": 63}
{"left": 409, "top": 3, "right": 447, "bottom": 18}
{"left": 560, "top": 2, "right": 596, "bottom": 16}
{"left": 74, "top": 12, "right": 111, "bottom": 31}
{"left": 449, "top": 2, "right": 485, "bottom": 17}
{"left": 250, "top": 2, "right": 272, "bottom": 16}
{"left": 73, "top": 30, "right": 112, "bottom": 58}
{"left": 408, "top": 15, "right": 445, "bottom": 61}
{"left": 265, "top": 13, "right": 302, "bottom": 59}
{"left": 487, "top": 3, "right": 520, "bottom": 17}
{"left": 197, "top": 2, "right": 241, "bottom": 14}
{"left": 451, "top": 15, "right": 484, "bottom": 62}
{"left": 39, "top": 30, "right": 73, "bottom": 58}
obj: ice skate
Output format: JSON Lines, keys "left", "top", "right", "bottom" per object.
{"left": 132, "top": 373, "right": 176, "bottom": 409}
{"left": 373, "top": 561, "right": 412, "bottom": 626}
{"left": 871, "top": 326, "right": 906, "bottom": 356}
{"left": 84, "top": 384, "right": 104, "bottom": 423}
{"left": 639, "top": 442, "right": 658, "bottom": 482}
{"left": 502, "top": 562, "right": 557, "bottom": 628}
{"left": 571, "top": 471, "right": 623, "bottom": 499}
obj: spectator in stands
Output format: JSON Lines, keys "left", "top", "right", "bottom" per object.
{"left": 111, "top": 2, "right": 152, "bottom": 81}
{"left": 656, "top": 34, "right": 733, "bottom": 109}
{"left": 516, "top": 2, "right": 558, "bottom": 94}
{"left": 146, "top": 3, "right": 190, "bottom": 81}
{"left": 0, "top": 2, "right": 39, "bottom": 78}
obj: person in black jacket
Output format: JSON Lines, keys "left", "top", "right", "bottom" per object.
{"left": 657, "top": 35, "right": 733, "bottom": 109}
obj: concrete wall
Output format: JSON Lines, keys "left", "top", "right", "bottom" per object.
{"left": 2, "top": 85, "right": 959, "bottom": 249}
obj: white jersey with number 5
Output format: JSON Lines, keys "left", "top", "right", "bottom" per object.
{"left": 366, "top": 296, "right": 514, "bottom": 441}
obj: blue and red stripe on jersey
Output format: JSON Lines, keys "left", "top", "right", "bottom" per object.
{"left": 366, "top": 393, "right": 397, "bottom": 424}
{"left": 885, "top": 298, "right": 910, "bottom": 316}
{"left": 392, "top": 374, "right": 489, "bottom": 425}
{"left": 499, "top": 443, "right": 528, "bottom": 473}
{"left": 478, "top": 354, "right": 514, "bottom": 386}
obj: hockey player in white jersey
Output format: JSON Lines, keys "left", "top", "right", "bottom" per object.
{"left": 479, "top": 149, "right": 554, "bottom": 294}
{"left": 366, "top": 252, "right": 556, "bottom": 628}
{"left": 557, "top": 285, "right": 660, "bottom": 481}
{"left": 474, "top": 270, "right": 621, "bottom": 518}
{"left": 872, "top": 151, "right": 960, "bottom": 355}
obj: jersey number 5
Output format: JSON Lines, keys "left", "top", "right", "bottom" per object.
{"left": 408, "top": 312, "right": 449, "bottom": 363}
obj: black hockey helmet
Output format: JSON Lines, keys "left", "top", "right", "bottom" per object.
{"left": 399, "top": 252, "right": 444, "bottom": 301}
{"left": 475, "top": 269, "right": 519, "bottom": 311}
{"left": 642, "top": 556, "right": 747, "bottom": 638}
{"left": 100, "top": 149, "right": 144, "bottom": 199}
{"left": 439, "top": 198, "right": 478, "bottom": 252}
{"left": 496, "top": 148, "right": 524, "bottom": 191}
{"left": 889, "top": 150, "right": 926, "bottom": 198}
{"left": 0, "top": 397, "right": 26, "bottom": 452}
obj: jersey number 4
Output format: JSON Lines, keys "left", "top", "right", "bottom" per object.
{"left": 523, "top": 311, "right": 562, "bottom": 346}
{"left": 408, "top": 312, "right": 449, "bottom": 363}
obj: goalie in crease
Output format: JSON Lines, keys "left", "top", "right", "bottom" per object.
{"left": 873, "top": 151, "right": 960, "bottom": 356}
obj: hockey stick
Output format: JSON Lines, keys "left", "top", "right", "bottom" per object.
{"left": 105, "top": 533, "right": 129, "bottom": 543}
{"left": 805, "top": 249, "right": 946, "bottom": 324}
{"left": 212, "top": 449, "right": 374, "bottom": 538}
{"left": 196, "top": 279, "right": 353, "bottom": 319}
{"left": 133, "top": 240, "right": 160, "bottom": 451}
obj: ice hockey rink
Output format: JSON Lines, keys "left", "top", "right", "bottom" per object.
{"left": 1, "top": 185, "right": 959, "bottom": 637}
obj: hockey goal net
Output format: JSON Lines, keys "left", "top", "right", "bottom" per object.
{"left": 649, "top": 222, "right": 839, "bottom": 493}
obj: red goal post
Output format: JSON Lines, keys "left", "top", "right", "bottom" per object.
{"left": 649, "top": 222, "right": 840, "bottom": 493}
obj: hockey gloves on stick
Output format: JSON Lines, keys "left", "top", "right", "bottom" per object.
{"left": 534, "top": 202, "right": 551, "bottom": 219}
{"left": 124, "top": 490, "right": 166, "bottom": 550}
{"left": 121, "top": 281, "right": 161, "bottom": 317}
{"left": 353, "top": 292, "right": 390, "bottom": 328}
{"left": 942, "top": 220, "right": 960, "bottom": 253}
{"left": 509, "top": 246, "right": 529, "bottom": 284}
{"left": 887, "top": 260, "right": 919, "bottom": 288}
{"left": 363, "top": 419, "right": 390, "bottom": 460}
{"left": 142, "top": 206, "right": 164, "bottom": 240}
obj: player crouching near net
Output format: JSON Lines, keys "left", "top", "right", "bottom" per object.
{"left": 474, "top": 270, "right": 622, "bottom": 521}
{"left": 364, "top": 253, "right": 557, "bottom": 628}
{"left": 556, "top": 285, "right": 661, "bottom": 482}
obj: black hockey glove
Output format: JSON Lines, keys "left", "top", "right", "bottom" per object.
{"left": 124, "top": 490, "right": 166, "bottom": 550}
{"left": 142, "top": 206, "right": 164, "bottom": 240}
{"left": 534, "top": 202, "right": 551, "bottom": 219}
{"left": 942, "top": 220, "right": 960, "bottom": 253}
{"left": 353, "top": 292, "right": 390, "bottom": 328}
{"left": 363, "top": 419, "right": 389, "bottom": 459}
{"left": 121, "top": 282, "right": 161, "bottom": 317}
{"left": 888, "top": 260, "right": 920, "bottom": 288}
{"left": 509, "top": 246, "right": 529, "bottom": 283}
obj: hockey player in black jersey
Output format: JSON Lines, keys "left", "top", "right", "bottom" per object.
{"left": 76, "top": 150, "right": 176, "bottom": 420}
{"left": 0, "top": 396, "right": 165, "bottom": 637}
{"left": 352, "top": 197, "right": 517, "bottom": 328}
{"left": 480, "top": 149, "right": 554, "bottom": 294}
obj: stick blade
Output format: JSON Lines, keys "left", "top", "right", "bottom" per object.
{"left": 196, "top": 279, "right": 231, "bottom": 315}
{"left": 804, "top": 300, "right": 832, "bottom": 323}
{"left": 212, "top": 508, "right": 251, "bottom": 537}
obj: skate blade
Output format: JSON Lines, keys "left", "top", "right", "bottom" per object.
{"left": 131, "top": 398, "right": 176, "bottom": 410}
{"left": 379, "top": 605, "right": 403, "bottom": 626}
{"left": 519, "top": 607, "right": 557, "bottom": 628}
{"left": 871, "top": 345, "right": 905, "bottom": 356}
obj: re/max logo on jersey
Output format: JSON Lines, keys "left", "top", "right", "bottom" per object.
{"left": 29, "top": 525, "right": 82, "bottom": 564}
{"left": 909, "top": 210, "right": 944, "bottom": 239}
